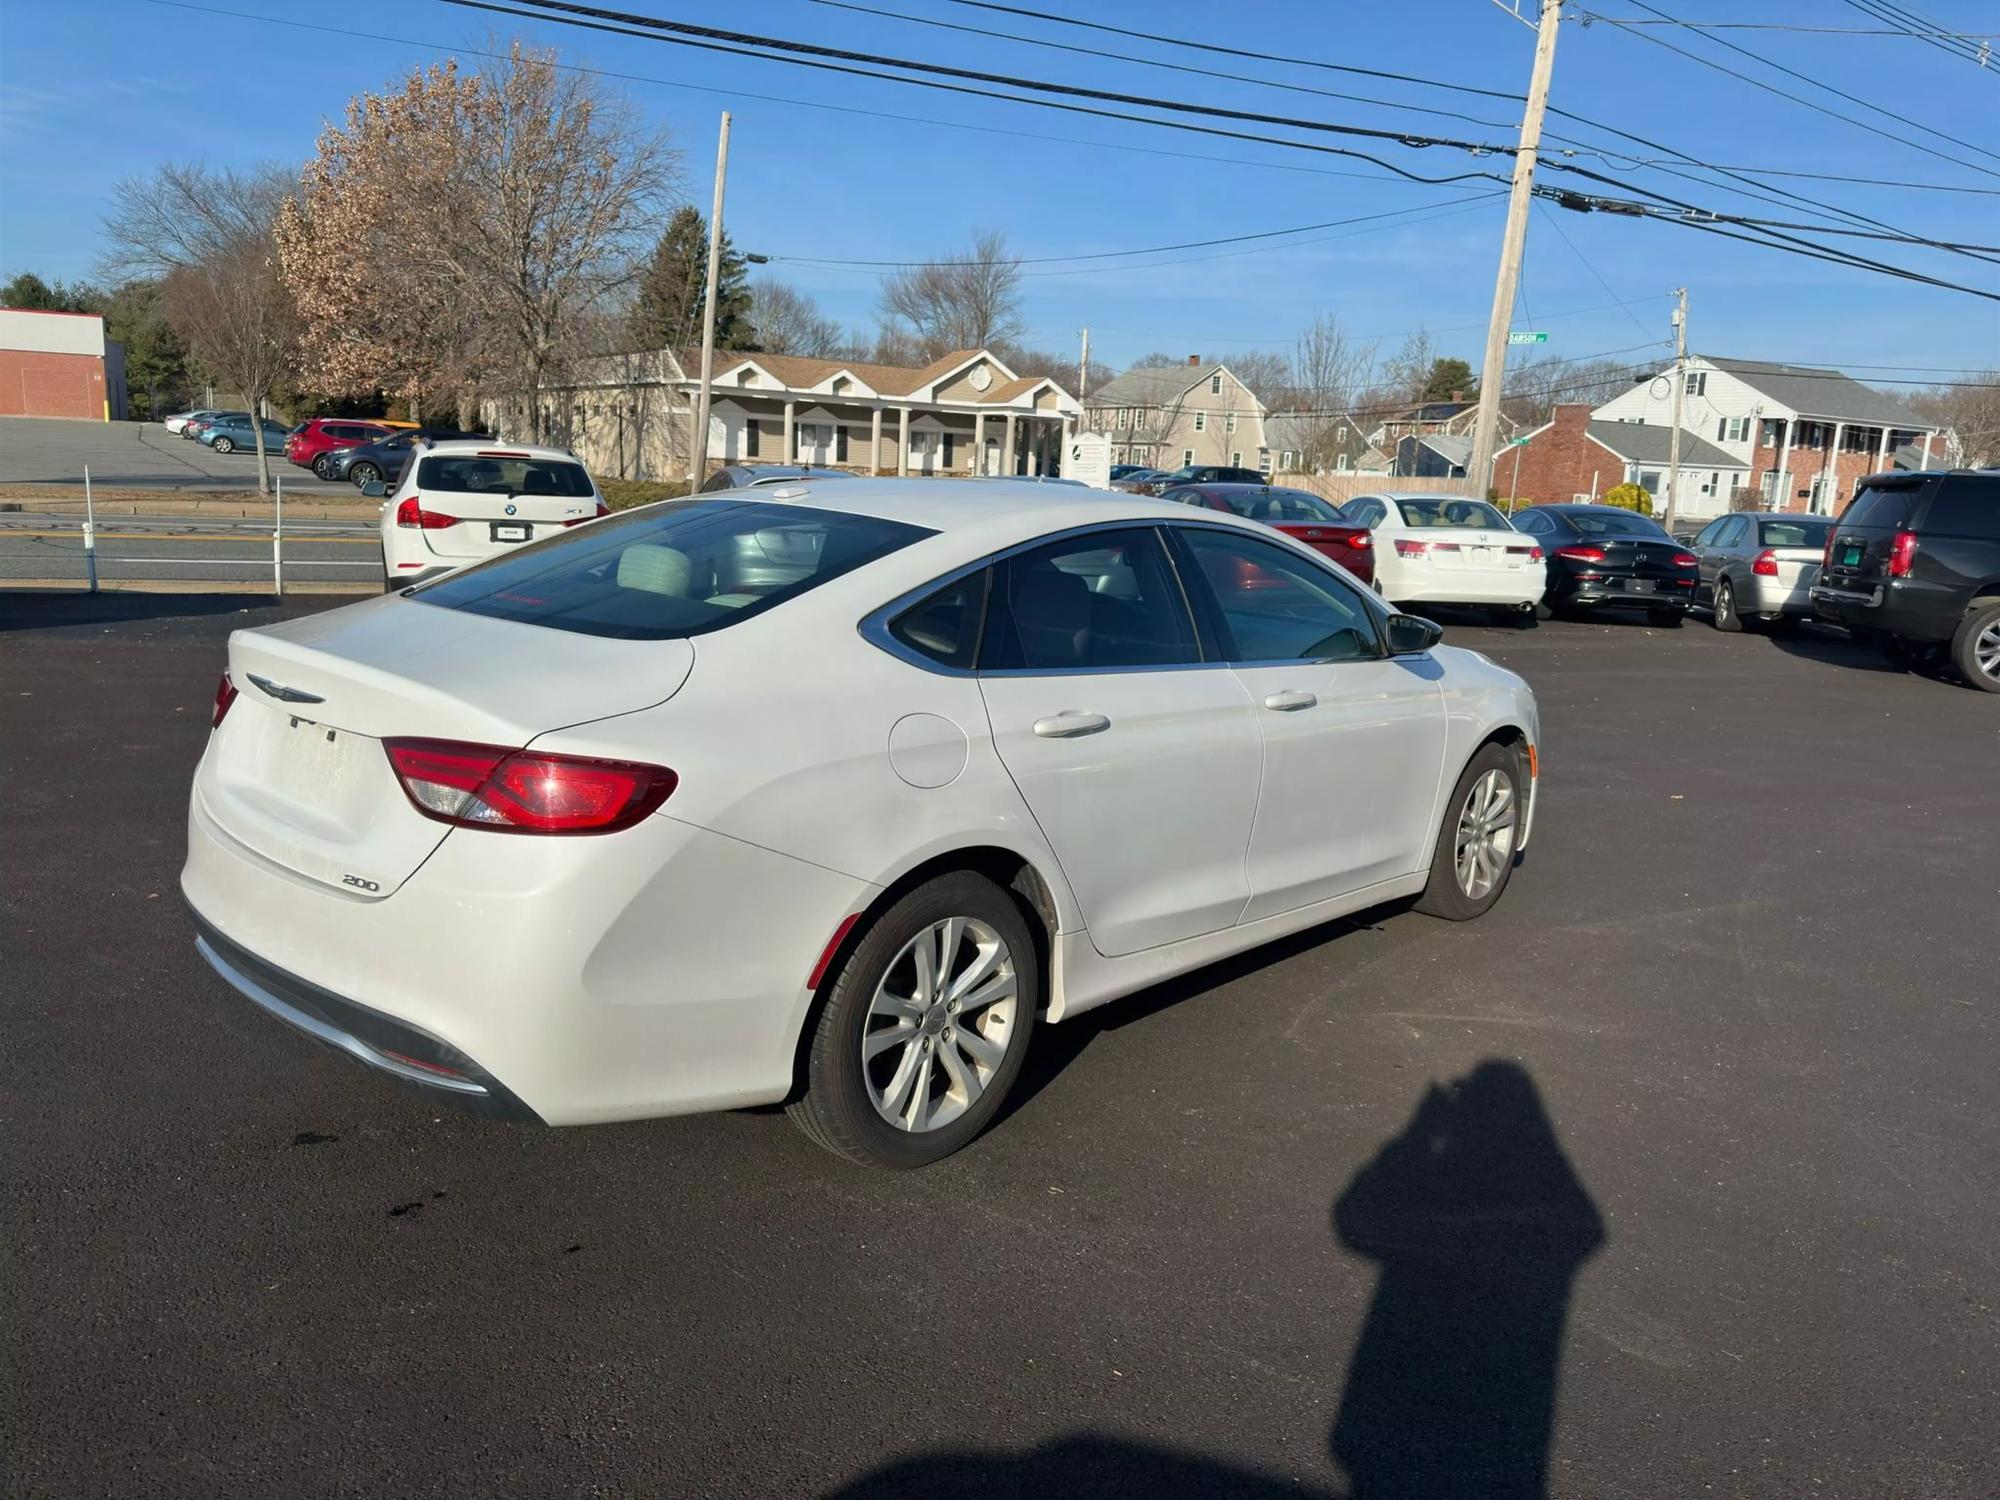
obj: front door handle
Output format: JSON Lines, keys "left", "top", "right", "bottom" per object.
{"left": 1032, "top": 711, "right": 1111, "bottom": 738}
{"left": 1262, "top": 690, "right": 1317, "bottom": 712}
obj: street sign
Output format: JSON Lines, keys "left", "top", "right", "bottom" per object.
{"left": 1507, "top": 436, "right": 1531, "bottom": 446}
{"left": 1507, "top": 331, "right": 1549, "bottom": 345}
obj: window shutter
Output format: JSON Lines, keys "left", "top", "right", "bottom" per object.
{"left": 1717, "top": 417, "right": 1726, "bottom": 440}
{"left": 745, "top": 420, "right": 760, "bottom": 457}
{"left": 836, "top": 425, "right": 849, "bottom": 462}
{"left": 943, "top": 432, "right": 954, "bottom": 467}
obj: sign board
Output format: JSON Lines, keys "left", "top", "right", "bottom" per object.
{"left": 1507, "top": 331, "right": 1549, "bottom": 345}
{"left": 1066, "top": 431, "right": 1113, "bottom": 489}
{"left": 1506, "top": 436, "right": 1532, "bottom": 447}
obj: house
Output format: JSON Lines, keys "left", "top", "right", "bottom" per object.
{"left": 1588, "top": 355, "right": 1945, "bottom": 514}
{"left": 1263, "top": 413, "right": 1383, "bottom": 476}
{"left": 0, "top": 307, "right": 127, "bottom": 420}
{"left": 522, "top": 346, "right": 1082, "bottom": 482}
{"left": 1367, "top": 398, "right": 1517, "bottom": 454}
{"left": 1498, "top": 404, "right": 1747, "bottom": 511}
{"left": 1085, "top": 358, "right": 1270, "bottom": 472}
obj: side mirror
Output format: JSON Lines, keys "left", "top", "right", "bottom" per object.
{"left": 1384, "top": 612, "right": 1443, "bottom": 656}
{"left": 361, "top": 480, "right": 388, "bottom": 499}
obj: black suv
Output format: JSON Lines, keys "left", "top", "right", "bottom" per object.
{"left": 1811, "top": 469, "right": 2000, "bottom": 692}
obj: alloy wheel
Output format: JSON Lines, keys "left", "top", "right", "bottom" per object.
{"left": 1715, "top": 580, "right": 1735, "bottom": 627}
{"left": 1453, "top": 768, "right": 1518, "bottom": 901}
{"left": 1976, "top": 620, "right": 2000, "bottom": 683}
{"left": 862, "top": 916, "right": 1018, "bottom": 1134}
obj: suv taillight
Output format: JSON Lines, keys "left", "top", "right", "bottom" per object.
{"left": 1823, "top": 528, "right": 1838, "bottom": 570}
{"left": 395, "top": 495, "right": 458, "bottom": 529}
{"left": 383, "top": 738, "right": 677, "bottom": 834}
{"left": 1751, "top": 549, "right": 1779, "bottom": 577}
{"left": 212, "top": 673, "right": 238, "bottom": 728}
{"left": 1887, "top": 530, "right": 1918, "bottom": 578}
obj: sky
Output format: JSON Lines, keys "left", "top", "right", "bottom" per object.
{"left": 3, "top": 0, "right": 1998, "bottom": 391}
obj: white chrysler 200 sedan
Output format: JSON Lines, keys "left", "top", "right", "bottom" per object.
{"left": 184, "top": 482, "right": 1540, "bottom": 1168}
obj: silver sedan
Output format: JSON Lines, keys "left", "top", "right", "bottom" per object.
{"left": 1690, "top": 512, "right": 1837, "bottom": 632}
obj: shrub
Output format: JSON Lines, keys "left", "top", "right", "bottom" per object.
{"left": 1601, "top": 482, "right": 1654, "bottom": 516}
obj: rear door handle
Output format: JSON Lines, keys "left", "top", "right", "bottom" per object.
{"left": 1032, "top": 711, "right": 1111, "bottom": 738}
{"left": 1263, "top": 690, "right": 1317, "bottom": 712}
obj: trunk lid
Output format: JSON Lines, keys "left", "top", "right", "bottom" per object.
{"left": 1401, "top": 527, "right": 1541, "bottom": 575}
{"left": 1824, "top": 480, "right": 1928, "bottom": 587}
{"left": 197, "top": 595, "right": 692, "bottom": 895}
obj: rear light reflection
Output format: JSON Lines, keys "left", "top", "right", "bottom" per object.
{"left": 1887, "top": 529, "right": 1918, "bottom": 578}
{"left": 383, "top": 738, "right": 677, "bottom": 834}
{"left": 1752, "top": 549, "right": 1780, "bottom": 577}
{"left": 212, "top": 672, "right": 238, "bottom": 728}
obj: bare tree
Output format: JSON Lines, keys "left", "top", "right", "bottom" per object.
{"left": 877, "top": 228, "right": 1024, "bottom": 361}
{"left": 103, "top": 162, "right": 297, "bottom": 494}
{"left": 1908, "top": 369, "right": 2000, "bottom": 467}
{"left": 1285, "top": 313, "right": 1378, "bottom": 473}
{"left": 751, "top": 279, "right": 845, "bottom": 358}
{"left": 1221, "top": 349, "right": 1293, "bottom": 409}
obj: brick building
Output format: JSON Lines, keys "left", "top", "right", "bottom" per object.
{"left": 1498, "top": 404, "right": 1746, "bottom": 511}
{"left": 0, "top": 307, "right": 128, "bottom": 420}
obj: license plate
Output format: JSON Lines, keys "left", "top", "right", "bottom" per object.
{"left": 1840, "top": 544, "right": 1863, "bottom": 567}
{"left": 491, "top": 522, "right": 530, "bottom": 543}
{"left": 1623, "top": 578, "right": 1656, "bottom": 594}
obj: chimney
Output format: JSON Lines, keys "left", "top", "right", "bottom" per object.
{"left": 1451, "top": 389, "right": 1465, "bottom": 403}
{"left": 1187, "top": 354, "right": 1201, "bottom": 367}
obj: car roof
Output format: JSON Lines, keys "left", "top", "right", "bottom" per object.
{"left": 418, "top": 440, "right": 578, "bottom": 460}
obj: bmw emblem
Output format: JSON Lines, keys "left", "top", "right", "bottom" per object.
{"left": 504, "top": 503, "right": 518, "bottom": 516}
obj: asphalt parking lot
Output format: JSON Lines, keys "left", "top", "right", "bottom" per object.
{"left": 4, "top": 595, "right": 1995, "bottom": 1498}
{"left": 0, "top": 415, "right": 355, "bottom": 495}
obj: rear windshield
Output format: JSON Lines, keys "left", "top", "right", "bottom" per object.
{"left": 1919, "top": 476, "right": 2000, "bottom": 539}
{"left": 1839, "top": 482, "right": 1921, "bottom": 530}
{"left": 414, "top": 499, "right": 931, "bottom": 640}
{"left": 1759, "top": 518, "right": 1834, "bottom": 548}
{"left": 416, "top": 454, "right": 596, "bottom": 498}
{"left": 1565, "top": 509, "right": 1669, "bottom": 539}
{"left": 1208, "top": 489, "right": 1344, "bottom": 523}
{"left": 1396, "top": 498, "right": 1510, "bottom": 529}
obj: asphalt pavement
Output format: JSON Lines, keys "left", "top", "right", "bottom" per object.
{"left": 0, "top": 510, "right": 382, "bottom": 589}
{"left": 0, "top": 415, "right": 358, "bottom": 495}
{"left": 3, "top": 598, "right": 1995, "bottom": 1498}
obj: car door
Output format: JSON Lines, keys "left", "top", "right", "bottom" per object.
{"left": 1170, "top": 524, "right": 1449, "bottom": 922}
{"left": 976, "top": 525, "right": 1263, "bottom": 958}
{"left": 1695, "top": 514, "right": 1742, "bottom": 594}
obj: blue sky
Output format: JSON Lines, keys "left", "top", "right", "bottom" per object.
{"left": 4, "top": 0, "right": 1998, "bottom": 385}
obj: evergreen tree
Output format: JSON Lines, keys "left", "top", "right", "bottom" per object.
{"left": 629, "top": 206, "right": 757, "bottom": 353}
{"left": 1421, "top": 357, "right": 1478, "bottom": 403}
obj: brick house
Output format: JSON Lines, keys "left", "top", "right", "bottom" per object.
{"left": 1497, "top": 404, "right": 1746, "bottom": 510}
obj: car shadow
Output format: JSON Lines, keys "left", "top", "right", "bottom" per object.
{"left": 824, "top": 1062, "right": 1604, "bottom": 1499}
{"left": 0, "top": 592, "right": 300, "bottom": 634}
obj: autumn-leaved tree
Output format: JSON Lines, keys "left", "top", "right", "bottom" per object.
{"left": 102, "top": 162, "right": 297, "bottom": 494}
{"left": 279, "top": 45, "right": 676, "bottom": 437}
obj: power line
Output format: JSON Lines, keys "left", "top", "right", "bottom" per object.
{"left": 1531, "top": 203, "right": 1662, "bottom": 339}
{"left": 1045, "top": 294, "right": 1676, "bottom": 348}
{"left": 1842, "top": 0, "right": 1997, "bottom": 69}
{"left": 1585, "top": 16, "right": 1997, "bottom": 37}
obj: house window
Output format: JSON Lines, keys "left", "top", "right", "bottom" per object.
{"left": 1716, "top": 416, "right": 1748, "bottom": 442}
{"left": 1257, "top": 447, "right": 1271, "bottom": 472}
{"left": 1334, "top": 453, "right": 1348, "bottom": 471}
{"left": 1225, "top": 412, "right": 1237, "bottom": 433}
{"left": 1117, "top": 408, "right": 1129, "bottom": 429}
{"left": 1760, "top": 418, "right": 1785, "bottom": 447}
{"left": 1210, "top": 374, "right": 1222, "bottom": 394}
{"left": 1231, "top": 451, "right": 1242, "bottom": 467}
{"left": 1133, "top": 408, "right": 1147, "bottom": 429}
{"left": 744, "top": 419, "right": 760, "bottom": 457}
{"left": 1684, "top": 372, "right": 1706, "bottom": 396}
{"left": 1193, "top": 411, "right": 1206, "bottom": 432}
{"left": 795, "top": 422, "right": 826, "bottom": 459}
{"left": 1182, "top": 448, "right": 1194, "bottom": 465}
{"left": 1636, "top": 469, "right": 1663, "bottom": 494}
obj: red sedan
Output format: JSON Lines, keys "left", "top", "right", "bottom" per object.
{"left": 1158, "top": 482, "right": 1376, "bottom": 587}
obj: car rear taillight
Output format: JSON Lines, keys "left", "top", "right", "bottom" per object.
{"left": 1556, "top": 545, "right": 1605, "bottom": 563}
{"left": 1347, "top": 532, "right": 1371, "bottom": 550}
{"left": 1823, "top": 528, "right": 1838, "bottom": 569}
{"left": 1672, "top": 551, "right": 1699, "bottom": 570}
{"left": 1527, "top": 546, "right": 1544, "bottom": 562}
{"left": 1394, "top": 539, "right": 1429, "bottom": 557}
{"left": 383, "top": 738, "right": 677, "bottom": 835}
{"left": 1887, "top": 529, "right": 1918, "bottom": 578}
{"left": 394, "top": 495, "right": 458, "bottom": 529}
{"left": 212, "top": 673, "right": 238, "bottom": 729}
{"left": 563, "top": 500, "right": 613, "bottom": 528}
{"left": 1752, "top": 548, "right": 1779, "bottom": 577}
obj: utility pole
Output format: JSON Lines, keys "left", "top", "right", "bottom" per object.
{"left": 687, "top": 111, "right": 732, "bottom": 492}
{"left": 1469, "top": 0, "right": 1562, "bottom": 499}
{"left": 1078, "top": 327, "right": 1090, "bottom": 408}
{"left": 1663, "top": 286, "right": 1688, "bottom": 534}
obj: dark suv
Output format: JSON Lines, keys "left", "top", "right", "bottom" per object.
{"left": 1811, "top": 469, "right": 2000, "bottom": 692}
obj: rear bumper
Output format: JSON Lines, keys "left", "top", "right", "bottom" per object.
{"left": 1811, "top": 577, "right": 1963, "bottom": 642}
{"left": 190, "top": 909, "right": 542, "bottom": 1122}
{"left": 1382, "top": 567, "right": 1547, "bottom": 607}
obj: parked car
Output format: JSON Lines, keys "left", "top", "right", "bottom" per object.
{"left": 164, "top": 409, "right": 226, "bottom": 435}
{"left": 1341, "top": 494, "right": 1545, "bottom": 625}
{"left": 1811, "top": 469, "right": 2000, "bottom": 692}
{"left": 1108, "top": 464, "right": 1156, "bottom": 482}
{"left": 322, "top": 428, "right": 491, "bottom": 487}
{"left": 198, "top": 415, "right": 295, "bottom": 454}
{"left": 183, "top": 412, "right": 248, "bottom": 442}
{"left": 1510, "top": 504, "right": 1699, "bottom": 626}
{"left": 699, "top": 464, "right": 854, "bottom": 492}
{"left": 374, "top": 440, "right": 607, "bottom": 587}
{"left": 1123, "top": 464, "right": 1268, "bottom": 496}
{"left": 1161, "top": 482, "right": 1375, "bottom": 586}
{"left": 1689, "top": 511, "right": 1835, "bottom": 632}
{"left": 288, "top": 417, "right": 397, "bottom": 475}
{"left": 1107, "top": 468, "right": 1168, "bottom": 493}
{"left": 184, "top": 483, "right": 1540, "bottom": 1167}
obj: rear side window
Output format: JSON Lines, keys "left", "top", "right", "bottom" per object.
{"left": 415, "top": 500, "right": 930, "bottom": 640}
{"left": 1918, "top": 477, "right": 2000, "bottom": 539}
{"left": 980, "top": 529, "right": 1199, "bottom": 671}
{"left": 889, "top": 571, "right": 988, "bottom": 669}
{"left": 417, "top": 455, "right": 595, "bottom": 498}
{"left": 1840, "top": 482, "right": 1922, "bottom": 530}
{"left": 1210, "top": 489, "right": 1344, "bottom": 524}
{"left": 1759, "top": 519, "right": 1833, "bottom": 549}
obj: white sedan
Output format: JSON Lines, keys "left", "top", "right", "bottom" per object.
{"left": 184, "top": 482, "right": 1541, "bottom": 1167}
{"left": 1340, "top": 493, "right": 1547, "bottom": 625}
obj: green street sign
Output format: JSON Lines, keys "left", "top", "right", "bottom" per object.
{"left": 1507, "top": 331, "right": 1549, "bottom": 345}
{"left": 1507, "top": 436, "right": 1531, "bottom": 446}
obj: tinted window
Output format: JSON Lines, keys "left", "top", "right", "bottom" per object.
{"left": 1205, "top": 489, "right": 1344, "bottom": 524}
{"left": 417, "top": 454, "right": 595, "bottom": 498}
{"left": 1396, "top": 498, "right": 1510, "bottom": 529}
{"left": 1565, "top": 509, "right": 1669, "bottom": 539}
{"left": 1840, "top": 482, "right": 1921, "bottom": 530}
{"left": 981, "top": 529, "right": 1198, "bottom": 671}
{"left": 1919, "top": 477, "right": 2000, "bottom": 539}
{"left": 889, "top": 571, "right": 987, "bottom": 669}
{"left": 1513, "top": 510, "right": 1552, "bottom": 536}
{"left": 1179, "top": 529, "right": 1380, "bottom": 663}
{"left": 1759, "top": 518, "right": 1834, "bottom": 549}
{"left": 416, "top": 500, "right": 929, "bottom": 641}
{"left": 1347, "top": 498, "right": 1387, "bottom": 527}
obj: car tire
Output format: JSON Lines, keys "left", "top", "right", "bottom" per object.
{"left": 1711, "top": 576, "right": 1744, "bottom": 633}
{"left": 1648, "top": 607, "right": 1684, "bottom": 629}
{"left": 212, "top": 437, "right": 234, "bottom": 454}
{"left": 1513, "top": 608, "right": 1539, "bottom": 630}
{"left": 788, "top": 871, "right": 1039, "bottom": 1168}
{"left": 1950, "top": 601, "right": 2000, "bottom": 693}
{"left": 313, "top": 455, "right": 336, "bottom": 480}
{"left": 351, "top": 463, "right": 380, "bottom": 487}
{"left": 1415, "top": 741, "right": 1526, "bottom": 923}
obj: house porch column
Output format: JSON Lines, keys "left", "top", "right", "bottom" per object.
{"left": 1004, "top": 412, "right": 1018, "bottom": 475}
{"left": 870, "top": 406, "right": 883, "bottom": 475}
{"left": 1818, "top": 420, "right": 1845, "bottom": 513}
{"left": 1774, "top": 420, "right": 1796, "bottom": 511}
{"left": 783, "top": 400, "right": 797, "bottom": 463}
{"left": 898, "top": 406, "right": 910, "bottom": 477}
{"left": 969, "top": 411, "right": 983, "bottom": 474}
{"left": 1875, "top": 424, "right": 1892, "bottom": 474}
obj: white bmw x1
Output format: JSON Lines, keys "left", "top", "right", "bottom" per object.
{"left": 375, "top": 439, "right": 607, "bottom": 588}
{"left": 186, "top": 482, "right": 1541, "bottom": 1167}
